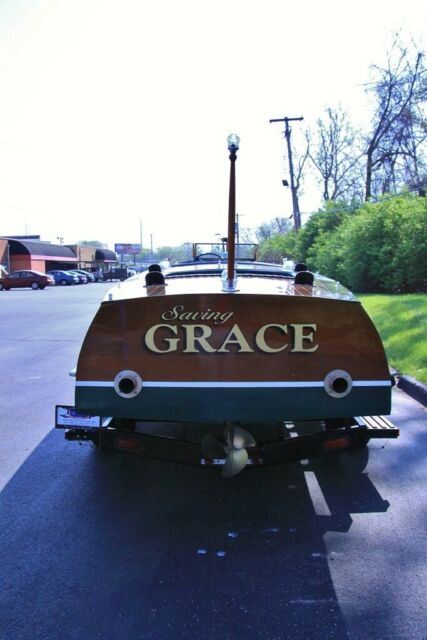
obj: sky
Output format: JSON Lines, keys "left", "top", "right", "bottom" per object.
{"left": 0, "top": 0, "right": 425, "bottom": 251}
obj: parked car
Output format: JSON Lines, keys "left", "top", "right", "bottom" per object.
{"left": 89, "top": 269, "right": 103, "bottom": 282}
{"left": 72, "top": 269, "right": 96, "bottom": 283}
{"left": 47, "top": 270, "right": 79, "bottom": 286}
{"left": 0, "top": 270, "right": 55, "bottom": 290}
{"left": 103, "top": 267, "right": 130, "bottom": 282}
{"left": 68, "top": 270, "right": 88, "bottom": 284}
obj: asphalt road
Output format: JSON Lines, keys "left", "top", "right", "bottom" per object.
{"left": 0, "top": 284, "right": 426, "bottom": 640}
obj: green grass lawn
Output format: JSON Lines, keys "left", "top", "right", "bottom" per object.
{"left": 358, "top": 294, "right": 427, "bottom": 385}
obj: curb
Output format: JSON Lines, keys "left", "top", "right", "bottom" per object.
{"left": 396, "top": 374, "right": 427, "bottom": 408}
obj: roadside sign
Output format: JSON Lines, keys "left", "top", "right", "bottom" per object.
{"left": 114, "top": 243, "right": 141, "bottom": 254}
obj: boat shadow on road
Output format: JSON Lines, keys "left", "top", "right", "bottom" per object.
{"left": 0, "top": 433, "right": 394, "bottom": 640}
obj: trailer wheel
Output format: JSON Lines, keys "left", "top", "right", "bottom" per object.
{"left": 350, "top": 433, "right": 371, "bottom": 449}
{"left": 324, "top": 418, "right": 370, "bottom": 449}
{"left": 324, "top": 417, "right": 353, "bottom": 430}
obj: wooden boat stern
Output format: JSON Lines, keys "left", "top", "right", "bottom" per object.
{"left": 74, "top": 275, "right": 392, "bottom": 423}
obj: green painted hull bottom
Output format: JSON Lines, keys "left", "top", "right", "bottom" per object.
{"left": 75, "top": 386, "right": 391, "bottom": 423}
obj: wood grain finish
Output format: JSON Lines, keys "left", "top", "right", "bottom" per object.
{"left": 76, "top": 291, "right": 389, "bottom": 383}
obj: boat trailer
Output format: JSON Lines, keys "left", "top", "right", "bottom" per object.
{"left": 56, "top": 407, "right": 399, "bottom": 472}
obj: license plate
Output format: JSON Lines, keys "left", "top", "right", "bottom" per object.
{"left": 55, "top": 405, "right": 101, "bottom": 428}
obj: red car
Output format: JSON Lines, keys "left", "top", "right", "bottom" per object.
{"left": 0, "top": 270, "right": 55, "bottom": 291}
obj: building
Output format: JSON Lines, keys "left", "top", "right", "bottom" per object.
{"left": 0, "top": 237, "right": 117, "bottom": 273}
{"left": 65, "top": 245, "right": 118, "bottom": 271}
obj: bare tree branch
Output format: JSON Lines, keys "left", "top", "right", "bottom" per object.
{"left": 365, "top": 34, "right": 426, "bottom": 199}
{"left": 307, "top": 106, "right": 364, "bottom": 202}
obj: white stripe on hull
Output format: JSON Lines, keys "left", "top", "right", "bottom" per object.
{"left": 76, "top": 380, "right": 391, "bottom": 389}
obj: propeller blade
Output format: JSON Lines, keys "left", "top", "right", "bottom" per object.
{"left": 232, "top": 425, "right": 256, "bottom": 449}
{"left": 201, "top": 434, "right": 225, "bottom": 459}
{"left": 222, "top": 448, "right": 249, "bottom": 477}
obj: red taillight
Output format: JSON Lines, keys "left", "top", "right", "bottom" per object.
{"left": 322, "top": 437, "right": 350, "bottom": 452}
{"left": 114, "top": 438, "right": 144, "bottom": 451}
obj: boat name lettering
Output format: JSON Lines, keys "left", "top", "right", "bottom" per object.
{"left": 144, "top": 323, "right": 318, "bottom": 354}
{"left": 161, "top": 305, "right": 234, "bottom": 325}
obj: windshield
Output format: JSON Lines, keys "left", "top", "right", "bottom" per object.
{"left": 193, "top": 243, "right": 258, "bottom": 261}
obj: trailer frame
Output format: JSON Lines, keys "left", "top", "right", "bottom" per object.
{"left": 55, "top": 407, "right": 399, "bottom": 469}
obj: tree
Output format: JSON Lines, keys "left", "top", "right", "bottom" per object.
{"left": 302, "top": 194, "right": 427, "bottom": 293}
{"left": 78, "top": 240, "right": 107, "bottom": 248}
{"left": 364, "top": 35, "right": 426, "bottom": 200}
{"left": 294, "top": 201, "right": 355, "bottom": 262}
{"left": 237, "top": 226, "right": 256, "bottom": 243}
{"left": 256, "top": 217, "right": 293, "bottom": 241}
{"left": 156, "top": 243, "right": 192, "bottom": 264}
{"left": 136, "top": 247, "right": 154, "bottom": 263}
{"left": 257, "top": 232, "right": 297, "bottom": 263}
{"left": 307, "top": 106, "right": 364, "bottom": 202}
{"left": 337, "top": 194, "right": 427, "bottom": 292}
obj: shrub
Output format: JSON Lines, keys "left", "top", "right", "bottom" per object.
{"left": 339, "top": 195, "right": 427, "bottom": 292}
{"left": 295, "top": 201, "right": 355, "bottom": 262}
{"left": 258, "top": 232, "right": 297, "bottom": 263}
{"left": 255, "top": 194, "right": 427, "bottom": 293}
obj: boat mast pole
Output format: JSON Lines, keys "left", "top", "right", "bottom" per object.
{"left": 226, "top": 134, "right": 240, "bottom": 291}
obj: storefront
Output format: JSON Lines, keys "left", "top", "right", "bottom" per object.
{"left": 0, "top": 238, "right": 117, "bottom": 273}
{"left": 1, "top": 238, "right": 77, "bottom": 272}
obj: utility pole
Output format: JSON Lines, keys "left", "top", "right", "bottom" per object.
{"left": 139, "top": 218, "right": 143, "bottom": 267}
{"left": 269, "top": 116, "right": 304, "bottom": 231}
